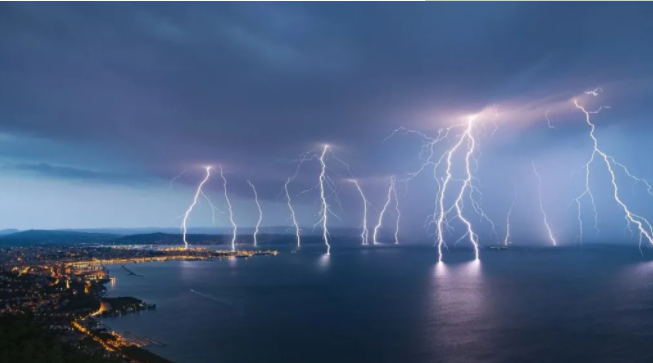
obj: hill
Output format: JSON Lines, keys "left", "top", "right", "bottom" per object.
{"left": 0, "top": 229, "right": 118, "bottom": 245}
{"left": 107, "top": 232, "right": 230, "bottom": 245}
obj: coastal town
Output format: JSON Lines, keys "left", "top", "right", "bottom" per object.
{"left": 0, "top": 245, "right": 278, "bottom": 363}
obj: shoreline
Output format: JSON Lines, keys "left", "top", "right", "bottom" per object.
{"left": 92, "top": 253, "right": 277, "bottom": 363}
{"left": 72, "top": 276, "right": 174, "bottom": 363}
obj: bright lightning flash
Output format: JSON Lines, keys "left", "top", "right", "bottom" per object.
{"left": 574, "top": 91, "right": 653, "bottom": 251}
{"left": 532, "top": 161, "right": 557, "bottom": 246}
{"left": 282, "top": 151, "right": 317, "bottom": 248}
{"left": 504, "top": 194, "right": 516, "bottom": 246}
{"left": 317, "top": 145, "right": 331, "bottom": 255}
{"left": 433, "top": 115, "right": 487, "bottom": 262}
{"left": 284, "top": 178, "right": 301, "bottom": 247}
{"left": 349, "top": 179, "right": 369, "bottom": 245}
{"left": 247, "top": 180, "right": 263, "bottom": 247}
{"left": 391, "top": 178, "right": 400, "bottom": 244}
{"left": 220, "top": 166, "right": 238, "bottom": 251}
{"left": 181, "top": 166, "right": 212, "bottom": 249}
{"left": 284, "top": 145, "right": 350, "bottom": 253}
{"left": 388, "top": 112, "right": 497, "bottom": 261}
{"left": 373, "top": 176, "right": 396, "bottom": 244}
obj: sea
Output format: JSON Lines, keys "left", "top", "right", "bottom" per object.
{"left": 103, "top": 242, "right": 653, "bottom": 363}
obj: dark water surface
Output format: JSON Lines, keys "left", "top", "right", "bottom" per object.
{"left": 103, "top": 245, "right": 653, "bottom": 363}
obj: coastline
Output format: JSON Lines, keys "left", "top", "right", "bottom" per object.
{"left": 73, "top": 276, "right": 175, "bottom": 363}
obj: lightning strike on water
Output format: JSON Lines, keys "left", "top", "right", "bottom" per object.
{"left": 574, "top": 91, "right": 653, "bottom": 252}
{"left": 284, "top": 178, "right": 301, "bottom": 247}
{"left": 388, "top": 112, "right": 496, "bottom": 261}
{"left": 504, "top": 194, "right": 516, "bottom": 246}
{"left": 532, "top": 161, "right": 557, "bottom": 246}
{"left": 317, "top": 145, "right": 331, "bottom": 254}
{"left": 349, "top": 179, "right": 369, "bottom": 245}
{"left": 219, "top": 165, "right": 238, "bottom": 251}
{"left": 391, "top": 179, "right": 400, "bottom": 244}
{"left": 451, "top": 115, "right": 482, "bottom": 260}
{"left": 281, "top": 151, "right": 319, "bottom": 248}
{"left": 247, "top": 180, "right": 263, "bottom": 247}
{"left": 373, "top": 176, "right": 396, "bottom": 244}
{"left": 181, "top": 166, "right": 212, "bottom": 249}
{"left": 284, "top": 145, "right": 351, "bottom": 253}
{"left": 434, "top": 115, "right": 484, "bottom": 262}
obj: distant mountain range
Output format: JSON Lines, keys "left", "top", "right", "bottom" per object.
{"left": 0, "top": 229, "right": 118, "bottom": 245}
{"left": 0, "top": 229, "right": 20, "bottom": 236}
{"left": 108, "top": 232, "right": 230, "bottom": 245}
{"left": 53, "top": 226, "right": 318, "bottom": 235}
{"left": 0, "top": 227, "right": 363, "bottom": 246}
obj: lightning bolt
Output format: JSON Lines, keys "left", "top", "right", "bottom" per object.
{"left": 349, "top": 179, "right": 369, "bottom": 245}
{"left": 504, "top": 194, "right": 516, "bottom": 246}
{"left": 433, "top": 115, "right": 485, "bottom": 262}
{"left": 169, "top": 169, "right": 189, "bottom": 190}
{"left": 391, "top": 179, "right": 400, "bottom": 244}
{"left": 452, "top": 115, "right": 482, "bottom": 260}
{"left": 373, "top": 175, "right": 396, "bottom": 244}
{"left": 247, "top": 180, "right": 263, "bottom": 247}
{"left": 200, "top": 190, "right": 223, "bottom": 226}
{"left": 281, "top": 151, "right": 318, "bottom": 248}
{"left": 388, "top": 112, "right": 497, "bottom": 261}
{"left": 219, "top": 165, "right": 237, "bottom": 251}
{"left": 283, "top": 145, "right": 350, "bottom": 252}
{"left": 284, "top": 178, "right": 301, "bottom": 247}
{"left": 545, "top": 110, "right": 556, "bottom": 129}
{"left": 317, "top": 145, "right": 331, "bottom": 255}
{"left": 532, "top": 161, "right": 557, "bottom": 246}
{"left": 574, "top": 91, "right": 653, "bottom": 252}
{"left": 181, "top": 166, "right": 211, "bottom": 249}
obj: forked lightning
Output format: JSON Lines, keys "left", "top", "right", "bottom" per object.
{"left": 220, "top": 165, "right": 238, "bottom": 251}
{"left": 181, "top": 167, "right": 212, "bottom": 249}
{"left": 532, "top": 161, "right": 557, "bottom": 246}
{"left": 247, "top": 180, "right": 263, "bottom": 247}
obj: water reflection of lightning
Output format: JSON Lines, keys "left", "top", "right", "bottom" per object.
{"left": 220, "top": 166, "right": 237, "bottom": 251}
{"left": 504, "top": 194, "right": 516, "bottom": 246}
{"left": 181, "top": 166, "right": 211, "bottom": 249}
{"left": 350, "top": 179, "right": 369, "bottom": 245}
{"left": 247, "top": 180, "right": 263, "bottom": 247}
{"left": 373, "top": 176, "right": 395, "bottom": 244}
{"left": 574, "top": 91, "right": 653, "bottom": 251}
{"left": 532, "top": 161, "right": 557, "bottom": 246}
{"left": 317, "top": 145, "right": 331, "bottom": 255}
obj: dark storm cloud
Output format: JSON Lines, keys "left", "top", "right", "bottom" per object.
{"left": 1, "top": 2, "right": 653, "bottom": 185}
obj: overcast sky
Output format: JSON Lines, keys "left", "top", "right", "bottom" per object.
{"left": 2, "top": 3, "right": 653, "bottom": 246}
